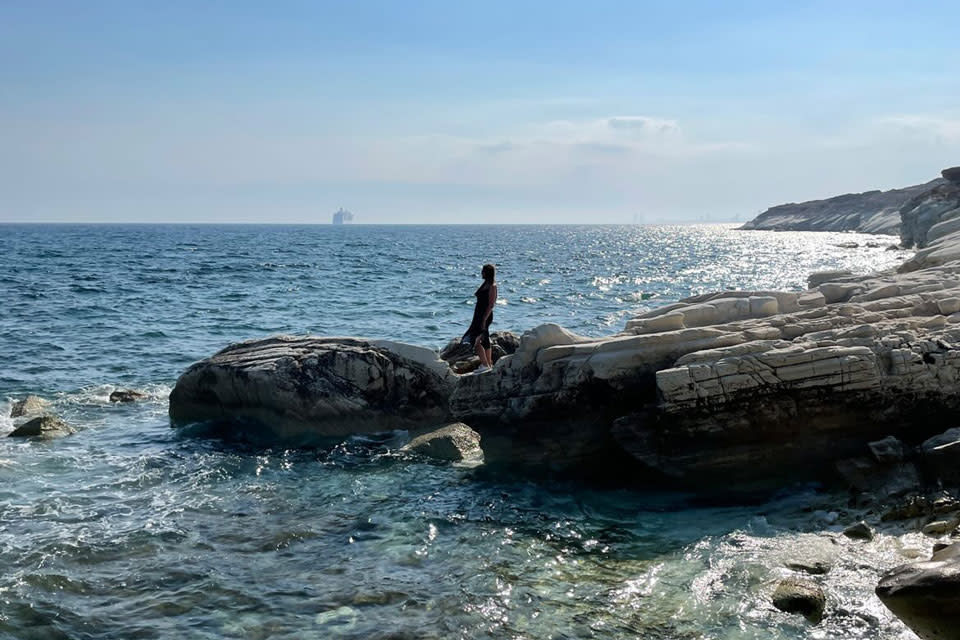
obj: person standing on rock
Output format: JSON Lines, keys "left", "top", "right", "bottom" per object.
{"left": 461, "top": 264, "right": 498, "bottom": 373}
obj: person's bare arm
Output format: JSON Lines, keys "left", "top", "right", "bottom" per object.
{"left": 484, "top": 284, "right": 498, "bottom": 323}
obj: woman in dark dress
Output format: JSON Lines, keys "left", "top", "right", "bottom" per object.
{"left": 462, "top": 264, "right": 498, "bottom": 373}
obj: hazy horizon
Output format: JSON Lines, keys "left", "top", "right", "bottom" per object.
{"left": 2, "top": 1, "right": 958, "bottom": 224}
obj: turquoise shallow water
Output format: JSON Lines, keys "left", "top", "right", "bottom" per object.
{"left": 0, "top": 224, "right": 925, "bottom": 638}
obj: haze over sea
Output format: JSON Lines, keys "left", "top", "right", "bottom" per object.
{"left": 0, "top": 224, "right": 920, "bottom": 639}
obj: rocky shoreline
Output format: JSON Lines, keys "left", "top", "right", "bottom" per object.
{"left": 169, "top": 167, "right": 960, "bottom": 488}
{"left": 167, "top": 166, "right": 960, "bottom": 638}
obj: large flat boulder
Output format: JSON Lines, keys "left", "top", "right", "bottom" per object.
{"left": 876, "top": 542, "right": 960, "bottom": 640}
{"left": 169, "top": 336, "right": 454, "bottom": 440}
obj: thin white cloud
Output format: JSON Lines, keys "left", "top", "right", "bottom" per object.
{"left": 876, "top": 115, "right": 960, "bottom": 143}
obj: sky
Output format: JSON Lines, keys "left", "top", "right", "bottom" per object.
{"left": 1, "top": 1, "right": 959, "bottom": 224}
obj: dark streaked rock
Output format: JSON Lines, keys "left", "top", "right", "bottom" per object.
{"left": 169, "top": 335, "right": 454, "bottom": 441}
{"left": 942, "top": 166, "right": 960, "bottom": 185}
{"left": 109, "top": 389, "right": 148, "bottom": 403}
{"left": 919, "top": 428, "right": 960, "bottom": 486}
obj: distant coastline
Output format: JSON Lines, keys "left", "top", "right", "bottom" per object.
{"left": 740, "top": 176, "right": 944, "bottom": 234}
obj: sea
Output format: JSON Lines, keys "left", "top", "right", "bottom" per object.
{"left": 0, "top": 224, "right": 926, "bottom": 639}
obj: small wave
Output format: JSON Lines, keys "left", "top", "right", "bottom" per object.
{"left": 55, "top": 383, "right": 173, "bottom": 408}
{"left": 69, "top": 284, "right": 107, "bottom": 294}
{"left": 0, "top": 401, "right": 15, "bottom": 435}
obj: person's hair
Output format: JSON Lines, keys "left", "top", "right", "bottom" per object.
{"left": 482, "top": 263, "right": 495, "bottom": 283}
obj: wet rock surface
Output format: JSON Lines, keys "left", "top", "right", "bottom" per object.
{"left": 842, "top": 521, "right": 874, "bottom": 541}
{"left": 877, "top": 542, "right": 960, "bottom": 640}
{"left": 8, "top": 416, "right": 75, "bottom": 439}
{"left": 771, "top": 577, "right": 826, "bottom": 623}
{"left": 109, "top": 389, "right": 148, "bottom": 403}
{"left": 401, "top": 422, "right": 483, "bottom": 463}
{"left": 785, "top": 559, "right": 832, "bottom": 575}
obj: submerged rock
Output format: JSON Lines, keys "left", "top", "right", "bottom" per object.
{"left": 8, "top": 416, "right": 75, "bottom": 439}
{"left": 169, "top": 336, "right": 454, "bottom": 440}
{"left": 785, "top": 559, "right": 832, "bottom": 575}
{"left": 771, "top": 577, "right": 826, "bottom": 623}
{"left": 109, "top": 389, "right": 147, "bottom": 403}
{"left": 9, "top": 395, "right": 48, "bottom": 418}
{"left": 876, "top": 542, "right": 960, "bottom": 640}
{"left": 401, "top": 423, "right": 483, "bottom": 463}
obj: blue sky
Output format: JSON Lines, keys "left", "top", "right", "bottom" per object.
{"left": 2, "top": 1, "right": 958, "bottom": 223}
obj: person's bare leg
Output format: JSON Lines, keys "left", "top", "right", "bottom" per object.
{"left": 484, "top": 347, "right": 493, "bottom": 367}
{"left": 474, "top": 337, "right": 487, "bottom": 366}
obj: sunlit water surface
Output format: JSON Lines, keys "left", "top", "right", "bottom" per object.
{"left": 0, "top": 225, "right": 923, "bottom": 638}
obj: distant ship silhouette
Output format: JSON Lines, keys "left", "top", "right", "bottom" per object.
{"left": 332, "top": 208, "right": 354, "bottom": 225}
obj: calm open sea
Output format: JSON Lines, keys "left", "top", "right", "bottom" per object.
{"left": 0, "top": 224, "right": 922, "bottom": 639}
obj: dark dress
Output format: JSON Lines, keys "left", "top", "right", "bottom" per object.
{"left": 462, "top": 281, "right": 494, "bottom": 349}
